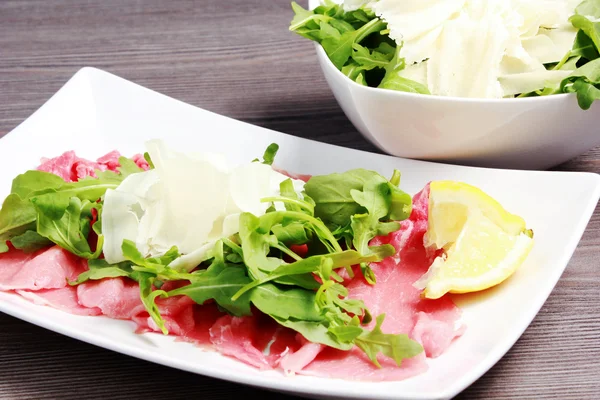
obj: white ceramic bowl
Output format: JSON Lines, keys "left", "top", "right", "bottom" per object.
{"left": 315, "top": 45, "right": 600, "bottom": 170}
{"left": 307, "top": 2, "right": 600, "bottom": 170}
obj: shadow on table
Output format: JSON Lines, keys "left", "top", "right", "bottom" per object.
{"left": 231, "top": 96, "right": 382, "bottom": 155}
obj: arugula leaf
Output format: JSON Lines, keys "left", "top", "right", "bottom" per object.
{"left": 352, "top": 43, "right": 392, "bottom": 70}
{"left": 289, "top": 2, "right": 429, "bottom": 94}
{"left": 136, "top": 272, "right": 168, "bottom": 334}
{"left": 278, "top": 179, "right": 303, "bottom": 212}
{"left": 290, "top": 1, "right": 330, "bottom": 33}
{"left": 317, "top": 279, "right": 366, "bottom": 318}
{"left": 563, "top": 77, "right": 600, "bottom": 108}
{"left": 271, "top": 221, "right": 312, "bottom": 245}
{"left": 168, "top": 264, "right": 253, "bottom": 317}
{"left": 275, "top": 318, "right": 353, "bottom": 350}
{"left": 355, "top": 314, "right": 423, "bottom": 368}
{"left": 350, "top": 179, "right": 402, "bottom": 255}
{"left": 32, "top": 197, "right": 103, "bottom": 259}
{"left": 256, "top": 143, "right": 279, "bottom": 166}
{"left": 232, "top": 247, "right": 393, "bottom": 300}
{"left": 304, "top": 169, "right": 376, "bottom": 228}
{"left": 571, "top": 30, "right": 600, "bottom": 61}
{"left": 237, "top": 212, "right": 277, "bottom": 280}
{"left": 10, "top": 230, "right": 52, "bottom": 253}
{"left": 121, "top": 239, "right": 180, "bottom": 276}
{"left": 29, "top": 174, "right": 122, "bottom": 220}
{"left": 379, "top": 75, "right": 431, "bottom": 94}
{"left": 69, "top": 259, "right": 134, "bottom": 285}
{"left": 570, "top": 14, "right": 600, "bottom": 54}
{"left": 321, "top": 18, "right": 388, "bottom": 70}
{"left": 378, "top": 46, "right": 430, "bottom": 94}
{"left": 0, "top": 194, "right": 38, "bottom": 252}
{"left": 117, "top": 156, "right": 144, "bottom": 177}
{"left": 10, "top": 170, "right": 65, "bottom": 199}
{"left": 250, "top": 283, "right": 323, "bottom": 321}
{"left": 342, "top": 61, "right": 367, "bottom": 82}
{"left": 305, "top": 168, "right": 411, "bottom": 230}
{"left": 560, "top": 58, "right": 600, "bottom": 109}
{"left": 143, "top": 152, "right": 155, "bottom": 169}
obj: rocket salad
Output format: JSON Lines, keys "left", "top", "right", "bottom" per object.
{"left": 0, "top": 140, "right": 423, "bottom": 368}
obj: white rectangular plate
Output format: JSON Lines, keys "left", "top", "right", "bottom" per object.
{"left": 1, "top": 67, "right": 599, "bottom": 400}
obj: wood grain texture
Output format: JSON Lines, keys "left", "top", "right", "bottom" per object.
{"left": 0, "top": 1, "right": 599, "bottom": 399}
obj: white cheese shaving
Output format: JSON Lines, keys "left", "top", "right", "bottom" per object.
{"left": 102, "top": 140, "right": 305, "bottom": 267}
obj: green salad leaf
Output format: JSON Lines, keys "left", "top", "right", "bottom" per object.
{"left": 253, "top": 143, "right": 280, "bottom": 165}
{"left": 355, "top": 314, "right": 423, "bottom": 368}
{"left": 117, "top": 156, "right": 145, "bottom": 177}
{"left": 69, "top": 258, "right": 134, "bottom": 285}
{"left": 32, "top": 196, "right": 103, "bottom": 259}
{"left": 289, "top": 1, "right": 426, "bottom": 93}
{"left": 10, "top": 230, "right": 53, "bottom": 253}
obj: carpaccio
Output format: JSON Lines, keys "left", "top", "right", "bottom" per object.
{"left": 0, "top": 151, "right": 465, "bottom": 381}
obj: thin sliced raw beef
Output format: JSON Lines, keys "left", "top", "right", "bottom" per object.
{"left": 133, "top": 294, "right": 197, "bottom": 336}
{"left": 131, "top": 153, "right": 150, "bottom": 171}
{"left": 178, "top": 303, "right": 226, "bottom": 346}
{"left": 209, "top": 312, "right": 301, "bottom": 370}
{"left": 96, "top": 150, "right": 121, "bottom": 171}
{"left": 300, "top": 347, "right": 429, "bottom": 382}
{"left": 37, "top": 150, "right": 149, "bottom": 182}
{"left": 0, "top": 246, "right": 87, "bottom": 291}
{"left": 273, "top": 167, "right": 312, "bottom": 183}
{"left": 77, "top": 277, "right": 145, "bottom": 319}
{"left": 37, "top": 151, "right": 109, "bottom": 182}
{"left": 412, "top": 309, "right": 466, "bottom": 358}
{"left": 16, "top": 287, "right": 101, "bottom": 316}
{"left": 279, "top": 339, "right": 324, "bottom": 374}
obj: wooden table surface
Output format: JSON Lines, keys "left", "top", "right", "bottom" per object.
{"left": 1, "top": 1, "right": 599, "bottom": 399}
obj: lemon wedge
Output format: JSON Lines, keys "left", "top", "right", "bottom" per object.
{"left": 415, "top": 181, "right": 534, "bottom": 299}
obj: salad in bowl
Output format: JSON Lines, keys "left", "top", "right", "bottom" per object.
{"left": 288, "top": 0, "right": 600, "bottom": 169}
{"left": 291, "top": 0, "right": 599, "bottom": 107}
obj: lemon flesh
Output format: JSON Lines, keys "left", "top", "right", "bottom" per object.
{"left": 417, "top": 181, "right": 534, "bottom": 299}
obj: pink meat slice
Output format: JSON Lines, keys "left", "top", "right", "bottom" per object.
{"left": 131, "top": 153, "right": 150, "bottom": 171}
{"left": 77, "top": 277, "right": 145, "bottom": 319}
{"left": 279, "top": 339, "right": 324, "bottom": 374}
{"left": 209, "top": 312, "right": 301, "bottom": 370}
{"left": 37, "top": 151, "right": 80, "bottom": 182}
{"left": 96, "top": 150, "right": 121, "bottom": 171}
{"left": 0, "top": 246, "right": 87, "bottom": 291}
{"left": 16, "top": 287, "right": 101, "bottom": 316}
{"left": 179, "top": 302, "right": 226, "bottom": 346}
{"left": 133, "top": 295, "right": 197, "bottom": 336}
{"left": 37, "top": 150, "right": 149, "bottom": 182}
{"left": 37, "top": 151, "right": 109, "bottom": 182}
{"left": 300, "top": 347, "right": 429, "bottom": 382}
{"left": 273, "top": 167, "right": 312, "bottom": 183}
